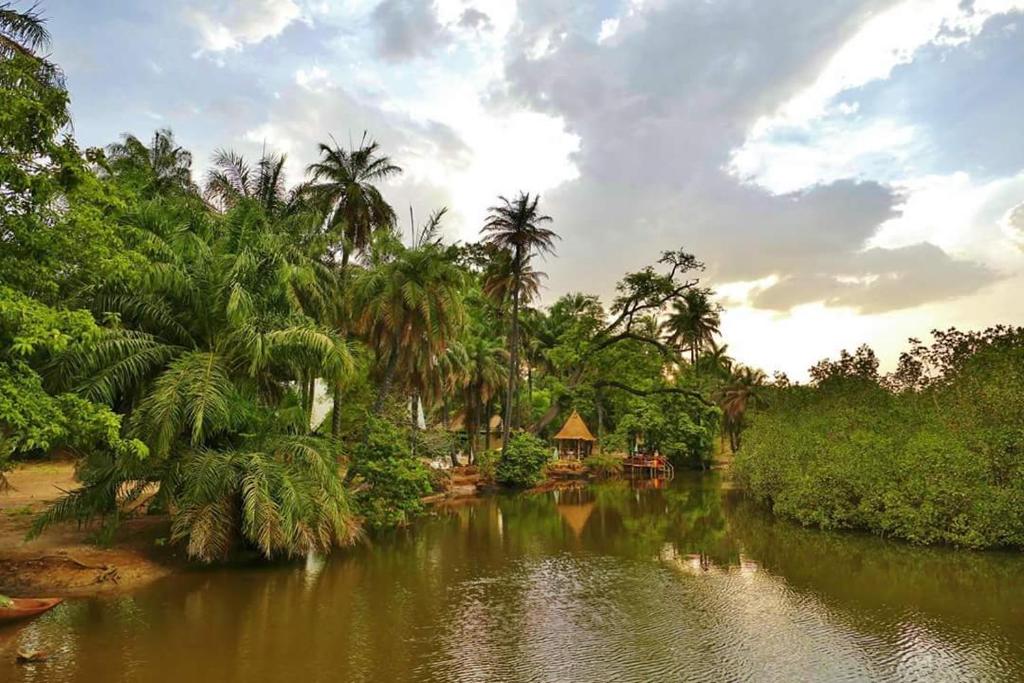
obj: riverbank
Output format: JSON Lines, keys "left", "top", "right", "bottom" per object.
{"left": 0, "top": 462, "right": 183, "bottom": 598}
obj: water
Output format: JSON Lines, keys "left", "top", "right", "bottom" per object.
{"left": 3, "top": 473, "right": 1023, "bottom": 682}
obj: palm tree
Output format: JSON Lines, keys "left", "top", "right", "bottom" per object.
{"left": 717, "top": 365, "right": 766, "bottom": 452}
{"left": 698, "top": 341, "right": 734, "bottom": 381}
{"left": 40, "top": 197, "right": 354, "bottom": 560}
{"left": 481, "top": 245, "right": 543, "bottom": 312}
{"left": 480, "top": 192, "right": 558, "bottom": 451}
{"left": 105, "top": 129, "right": 196, "bottom": 197}
{"left": 354, "top": 243, "right": 466, "bottom": 414}
{"left": 204, "top": 148, "right": 290, "bottom": 214}
{"left": 304, "top": 133, "right": 401, "bottom": 268}
{"left": 461, "top": 335, "right": 508, "bottom": 461}
{"left": 664, "top": 288, "right": 721, "bottom": 369}
{"left": 304, "top": 134, "right": 401, "bottom": 436}
{"left": 0, "top": 2, "right": 60, "bottom": 85}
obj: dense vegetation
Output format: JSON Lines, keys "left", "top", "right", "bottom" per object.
{"left": 736, "top": 329, "right": 1024, "bottom": 549}
{"left": 2, "top": 5, "right": 761, "bottom": 562}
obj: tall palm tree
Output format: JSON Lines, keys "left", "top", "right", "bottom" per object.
{"left": 480, "top": 192, "right": 557, "bottom": 451}
{"left": 717, "top": 365, "right": 766, "bottom": 452}
{"left": 304, "top": 134, "right": 401, "bottom": 268}
{"left": 664, "top": 288, "right": 721, "bottom": 369}
{"left": 105, "top": 129, "right": 196, "bottom": 197}
{"left": 355, "top": 244, "right": 466, "bottom": 414}
{"left": 304, "top": 134, "right": 401, "bottom": 436}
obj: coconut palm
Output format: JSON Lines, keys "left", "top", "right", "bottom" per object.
{"left": 480, "top": 192, "right": 558, "bottom": 451}
{"left": 717, "top": 365, "right": 766, "bottom": 452}
{"left": 39, "top": 197, "right": 354, "bottom": 561}
{"left": 664, "top": 288, "right": 721, "bottom": 368}
{"left": 106, "top": 129, "right": 197, "bottom": 197}
{"left": 354, "top": 243, "right": 466, "bottom": 413}
{"left": 304, "top": 134, "right": 401, "bottom": 267}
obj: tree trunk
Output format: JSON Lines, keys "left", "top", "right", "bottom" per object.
{"left": 331, "top": 381, "right": 343, "bottom": 438}
{"left": 372, "top": 346, "right": 400, "bottom": 414}
{"left": 502, "top": 281, "right": 520, "bottom": 454}
{"left": 485, "top": 397, "right": 493, "bottom": 452}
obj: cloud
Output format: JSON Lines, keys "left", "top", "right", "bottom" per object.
{"left": 495, "top": 0, "right": 1004, "bottom": 314}
{"left": 750, "top": 243, "right": 996, "bottom": 313}
{"left": 458, "top": 8, "right": 492, "bottom": 31}
{"left": 371, "top": 0, "right": 450, "bottom": 62}
{"left": 187, "top": 0, "right": 303, "bottom": 52}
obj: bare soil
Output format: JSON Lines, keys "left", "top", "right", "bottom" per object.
{"left": 0, "top": 461, "right": 183, "bottom": 598}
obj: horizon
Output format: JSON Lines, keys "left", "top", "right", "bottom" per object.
{"left": 43, "top": 0, "right": 1024, "bottom": 380}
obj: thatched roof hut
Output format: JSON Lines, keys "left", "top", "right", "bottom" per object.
{"left": 553, "top": 410, "right": 596, "bottom": 459}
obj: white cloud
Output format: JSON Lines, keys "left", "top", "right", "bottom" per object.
{"left": 295, "top": 65, "right": 332, "bottom": 92}
{"left": 734, "top": 0, "right": 1024, "bottom": 193}
{"left": 187, "top": 0, "right": 303, "bottom": 53}
{"left": 597, "top": 18, "right": 620, "bottom": 43}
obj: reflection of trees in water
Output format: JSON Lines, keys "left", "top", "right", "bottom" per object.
{"left": 726, "top": 493, "right": 1024, "bottom": 628}
{"left": 9, "top": 479, "right": 1023, "bottom": 683}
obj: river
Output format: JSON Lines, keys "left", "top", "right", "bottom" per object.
{"left": 3, "top": 473, "right": 1023, "bottom": 682}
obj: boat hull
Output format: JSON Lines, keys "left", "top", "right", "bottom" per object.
{"left": 0, "top": 598, "right": 63, "bottom": 623}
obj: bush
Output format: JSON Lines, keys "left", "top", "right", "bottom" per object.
{"left": 475, "top": 449, "right": 500, "bottom": 482}
{"left": 495, "top": 433, "right": 551, "bottom": 487}
{"left": 351, "top": 418, "right": 433, "bottom": 529}
{"left": 735, "top": 342, "right": 1024, "bottom": 549}
{"left": 583, "top": 452, "right": 623, "bottom": 477}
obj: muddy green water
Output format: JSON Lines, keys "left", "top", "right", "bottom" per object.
{"left": 3, "top": 474, "right": 1024, "bottom": 682}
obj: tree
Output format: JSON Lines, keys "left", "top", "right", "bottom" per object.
{"left": 717, "top": 365, "right": 767, "bottom": 451}
{"left": 354, "top": 242, "right": 466, "bottom": 415}
{"left": 0, "top": 1, "right": 60, "bottom": 85}
{"left": 480, "top": 192, "right": 558, "bottom": 452}
{"left": 38, "top": 195, "right": 355, "bottom": 560}
{"left": 204, "top": 148, "right": 290, "bottom": 214}
{"left": 104, "top": 128, "right": 197, "bottom": 198}
{"left": 461, "top": 334, "right": 508, "bottom": 460}
{"left": 304, "top": 134, "right": 401, "bottom": 437}
{"left": 664, "top": 288, "right": 721, "bottom": 368}
{"left": 1, "top": 3, "right": 145, "bottom": 483}
{"left": 304, "top": 133, "right": 401, "bottom": 268}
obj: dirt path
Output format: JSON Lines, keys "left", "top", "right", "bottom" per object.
{"left": 0, "top": 462, "right": 182, "bottom": 597}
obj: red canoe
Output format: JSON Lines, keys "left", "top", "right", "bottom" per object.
{"left": 0, "top": 598, "right": 63, "bottom": 623}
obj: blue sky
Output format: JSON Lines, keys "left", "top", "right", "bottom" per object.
{"left": 42, "top": 0, "right": 1024, "bottom": 378}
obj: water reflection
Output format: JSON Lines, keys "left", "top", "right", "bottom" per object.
{"left": 2, "top": 473, "right": 1023, "bottom": 682}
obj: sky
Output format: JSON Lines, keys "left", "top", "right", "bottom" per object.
{"left": 42, "top": 0, "right": 1024, "bottom": 380}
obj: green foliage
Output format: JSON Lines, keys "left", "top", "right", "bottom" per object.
{"left": 737, "top": 334, "right": 1024, "bottom": 549}
{"left": 170, "top": 436, "right": 355, "bottom": 562}
{"left": 614, "top": 393, "right": 719, "bottom": 468}
{"left": 351, "top": 418, "right": 433, "bottom": 528}
{"left": 495, "top": 433, "right": 551, "bottom": 487}
{"left": 475, "top": 449, "right": 500, "bottom": 481}
{"left": 583, "top": 452, "right": 623, "bottom": 477}
{"left": 0, "top": 594, "right": 12, "bottom": 608}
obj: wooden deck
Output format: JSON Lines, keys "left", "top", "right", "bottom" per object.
{"left": 622, "top": 455, "right": 674, "bottom": 479}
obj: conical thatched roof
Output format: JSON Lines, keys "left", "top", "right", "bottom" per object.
{"left": 553, "top": 410, "right": 596, "bottom": 441}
